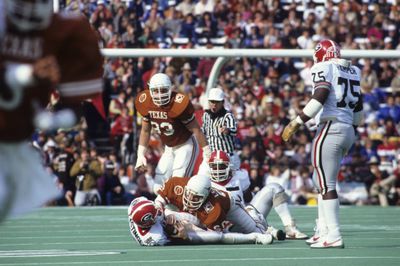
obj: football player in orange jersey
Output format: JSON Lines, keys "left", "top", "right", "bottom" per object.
{"left": 0, "top": 0, "right": 103, "bottom": 222}
{"left": 134, "top": 73, "right": 211, "bottom": 192}
{"left": 128, "top": 196, "right": 273, "bottom": 246}
{"left": 155, "top": 174, "right": 274, "bottom": 238}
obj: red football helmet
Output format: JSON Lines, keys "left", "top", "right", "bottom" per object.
{"left": 208, "top": 150, "right": 231, "bottom": 183}
{"left": 313, "top": 39, "right": 341, "bottom": 64}
{"left": 128, "top": 197, "right": 161, "bottom": 228}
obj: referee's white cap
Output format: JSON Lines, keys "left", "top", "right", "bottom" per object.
{"left": 208, "top": 88, "right": 224, "bottom": 101}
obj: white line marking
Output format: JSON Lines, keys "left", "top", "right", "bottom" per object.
{"left": 0, "top": 250, "right": 121, "bottom": 258}
{"left": 0, "top": 229, "right": 126, "bottom": 233}
{"left": 0, "top": 241, "right": 132, "bottom": 247}
{"left": 2, "top": 237, "right": 400, "bottom": 246}
{"left": 0, "top": 235, "right": 126, "bottom": 240}
{"left": 0, "top": 256, "right": 399, "bottom": 265}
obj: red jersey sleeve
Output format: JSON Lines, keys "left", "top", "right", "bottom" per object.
{"left": 55, "top": 14, "right": 103, "bottom": 101}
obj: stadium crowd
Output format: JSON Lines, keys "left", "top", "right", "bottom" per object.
{"left": 34, "top": 0, "right": 400, "bottom": 207}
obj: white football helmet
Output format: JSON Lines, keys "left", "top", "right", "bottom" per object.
{"left": 5, "top": 0, "right": 53, "bottom": 32}
{"left": 208, "top": 150, "right": 231, "bottom": 183}
{"left": 128, "top": 196, "right": 162, "bottom": 228}
{"left": 183, "top": 175, "right": 211, "bottom": 212}
{"left": 148, "top": 73, "right": 172, "bottom": 106}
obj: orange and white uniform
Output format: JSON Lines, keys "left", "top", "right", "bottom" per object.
{"left": 155, "top": 176, "right": 265, "bottom": 234}
{"left": 135, "top": 91, "right": 199, "bottom": 185}
{"left": 155, "top": 176, "right": 231, "bottom": 231}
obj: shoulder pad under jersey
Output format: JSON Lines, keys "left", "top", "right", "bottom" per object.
{"left": 168, "top": 92, "right": 191, "bottom": 118}
{"left": 135, "top": 90, "right": 152, "bottom": 117}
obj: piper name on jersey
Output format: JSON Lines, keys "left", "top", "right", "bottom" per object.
{"left": 149, "top": 111, "right": 168, "bottom": 119}
{"left": 337, "top": 65, "right": 357, "bottom": 74}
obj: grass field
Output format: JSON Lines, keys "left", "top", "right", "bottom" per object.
{"left": 0, "top": 206, "right": 399, "bottom": 266}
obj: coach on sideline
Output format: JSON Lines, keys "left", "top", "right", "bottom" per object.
{"left": 198, "top": 88, "right": 240, "bottom": 175}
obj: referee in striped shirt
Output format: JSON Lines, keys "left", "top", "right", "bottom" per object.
{"left": 198, "top": 88, "right": 240, "bottom": 175}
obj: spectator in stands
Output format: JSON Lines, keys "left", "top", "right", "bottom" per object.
{"left": 196, "top": 12, "right": 218, "bottom": 39}
{"left": 390, "top": 68, "right": 400, "bottom": 93}
{"left": 143, "top": 3, "right": 165, "bottom": 41}
{"left": 177, "top": 62, "right": 196, "bottom": 94}
{"left": 194, "top": 0, "right": 215, "bottom": 17}
{"left": 102, "top": 160, "right": 125, "bottom": 205}
{"left": 110, "top": 106, "right": 134, "bottom": 164}
{"left": 109, "top": 91, "right": 126, "bottom": 120}
{"left": 179, "top": 13, "right": 197, "bottom": 42}
{"left": 53, "top": 140, "right": 76, "bottom": 207}
{"left": 196, "top": 41, "right": 216, "bottom": 78}
{"left": 122, "top": 23, "right": 139, "bottom": 48}
{"left": 70, "top": 149, "right": 103, "bottom": 206}
{"left": 244, "top": 25, "right": 264, "bottom": 48}
{"left": 368, "top": 156, "right": 396, "bottom": 206}
{"left": 90, "top": 0, "right": 113, "bottom": 28}
{"left": 164, "top": 6, "right": 183, "bottom": 40}
{"left": 176, "top": 0, "right": 195, "bottom": 17}
{"left": 377, "top": 95, "right": 400, "bottom": 123}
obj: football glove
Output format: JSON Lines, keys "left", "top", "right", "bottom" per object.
{"left": 282, "top": 118, "right": 301, "bottom": 142}
{"left": 202, "top": 145, "right": 211, "bottom": 162}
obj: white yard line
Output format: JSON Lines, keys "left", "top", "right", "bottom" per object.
{"left": 0, "top": 250, "right": 122, "bottom": 258}
{"left": 0, "top": 256, "right": 399, "bottom": 265}
{"left": 0, "top": 235, "right": 126, "bottom": 240}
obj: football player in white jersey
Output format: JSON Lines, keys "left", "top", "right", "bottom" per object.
{"left": 208, "top": 150, "right": 308, "bottom": 240}
{"left": 282, "top": 39, "right": 363, "bottom": 248}
{"left": 128, "top": 196, "right": 273, "bottom": 246}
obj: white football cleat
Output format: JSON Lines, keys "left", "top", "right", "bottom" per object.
{"left": 285, "top": 222, "right": 308, "bottom": 240}
{"left": 255, "top": 233, "right": 273, "bottom": 245}
{"left": 267, "top": 225, "right": 286, "bottom": 241}
{"left": 310, "top": 237, "right": 344, "bottom": 249}
{"left": 305, "top": 234, "right": 321, "bottom": 245}
{"left": 305, "top": 219, "right": 326, "bottom": 244}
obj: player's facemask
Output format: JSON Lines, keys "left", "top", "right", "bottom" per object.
{"left": 149, "top": 86, "right": 171, "bottom": 106}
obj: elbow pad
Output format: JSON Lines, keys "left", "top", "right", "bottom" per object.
{"left": 302, "top": 99, "right": 323, "bottom": 119}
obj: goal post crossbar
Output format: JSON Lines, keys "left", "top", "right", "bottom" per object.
{"left": 102, "top": 48, "right": 400, "bottom": 59}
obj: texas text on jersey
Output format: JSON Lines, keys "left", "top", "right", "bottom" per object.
{"left": 135, "top": 90, "right": 195, "bottom": 147}
{"left": 0, "top": 13, "right": 103, "bottom": 141}
{"left": 156, "top": 176, "right": 231, "bottom": 231}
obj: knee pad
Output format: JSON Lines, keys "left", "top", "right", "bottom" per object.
{"left": 266, "top": 182, "right": 284, "bottom": 194}
{"left": 245, "top": 204, "right": 268, "bottom": 231}
{"left": 273, "top": 191, "right": 289, "bottom": 207}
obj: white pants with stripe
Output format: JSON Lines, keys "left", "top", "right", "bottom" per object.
{"left": 154, "top": 136, "right": 199, "bottom": 185}
{"left": 311, "top": 121, "right": 355, "bottom": 194}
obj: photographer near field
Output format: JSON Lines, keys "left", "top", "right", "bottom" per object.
{"left": 70, "top": 149, "right": 102, "bottom": 206}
